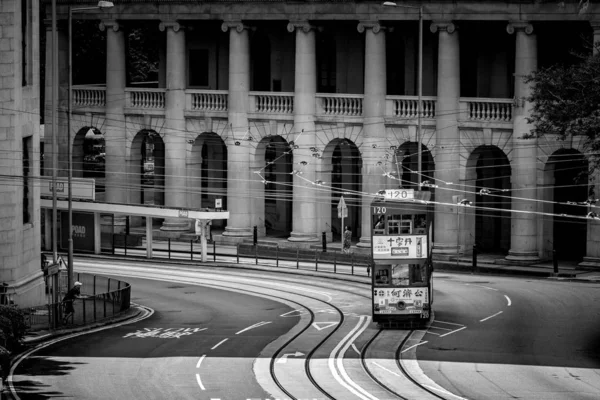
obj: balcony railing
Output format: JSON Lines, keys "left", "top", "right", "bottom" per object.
{"left": 387, "top": 96, "right": 436, "bottom": 118}
{"left": 69, "top": 86, "right": 514, "bottom": 125}
{"left": 126, "top": 88, "right": 165, "bottom": 109}
{"left": 72, "top": 85, "right": 106, "bottom": 107}
{"left": 317, "top": 94, "right": 363, "bottom": 117}
{"left": 462, "top": 98, "right": 513, "bottom": 122}
{"left": 249, "top": 92, "right": 294, "bottom": 114}
{"left": 188, "top": 90, "right": 228, "bottom": 111}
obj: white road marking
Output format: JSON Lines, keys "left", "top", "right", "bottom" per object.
{"left": 416, "top": 330, "right": 441, "bottom": 336}
{"left": 423, "top": 384, "right": 470, "bottom": 399}
{"left": 434, "top": 320, "right": 464, "bottom": 326}
{"left": 504, "top": 295, "right": 512, "bottom": 306}
{"left": 211, "top": 339, "right": 228, "bottom": 350}
{"left": 351, "top": 343, "right": 361, "bottom": 355}
{"left": 276, "top": 351, "right": 304, "bottom": 364}
{"left": 465, "top": 283, "right": 498, "bottom": 291}
{"left": 372, "top": 361, "right": 402, "bottom": 377}
{"left": 328, "top": 316, "right": 378, "bottom": 400}
{"left": 312, "top": 321, "right": 339, "bottom": 331}
{"left": 440, "top": 327, "right": 467, "bottom": 337}
{"left": 480, "top": 311, "right": 503, "bottom": 322}
{"left": 196, "top": 373, "right": 205, "bottom": 390}
{"left": 236, "top": 321, "right": 272, "bottom": 335}
{"left": 196, "top": 354, "right": 206, "bottom": 368}
{"left": 428, "top": 325, "right": 453, "bottom": 331}
{"left": 401, "top": 340, "right": 428, "bottom": 354}
{"left": 280, "top": 309, "right": 305, "bottom": 317}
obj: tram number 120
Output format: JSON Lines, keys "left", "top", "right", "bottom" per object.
{"left": 373, "top": 206, "right": 386, "bottom": 214}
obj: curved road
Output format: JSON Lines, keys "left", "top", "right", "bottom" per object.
{"left": 10, "top": 260, "right": 600, "bottom": 400}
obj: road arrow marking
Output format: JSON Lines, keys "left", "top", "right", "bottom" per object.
{"left": 313, "top": 321, "right": 339, "bottom": 331}
{"left": 276, "top": 351, "right": 305, "bottom": 364}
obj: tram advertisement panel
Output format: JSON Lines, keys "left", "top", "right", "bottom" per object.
{"left": 372, "top": 235, "right": 428, "bottom": 259}
{"left": 373, "top": 287, "right": 429, "bottom": 315}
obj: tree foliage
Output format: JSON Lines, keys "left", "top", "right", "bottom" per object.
{"left": 526, "top": 49, "right": 600, "bottom": 174}
{"left": 0, "top": 305, "right": 28, "bottom": 351}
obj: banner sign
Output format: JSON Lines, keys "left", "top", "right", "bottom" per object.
{"left": 60, "top": 211, "right": 95, "bottom": 252}
{"left": 373, "top": 287, "right": 429, "bottom": 315}
{"left": 372, "top": 234, "right": 427, "bottom": 259}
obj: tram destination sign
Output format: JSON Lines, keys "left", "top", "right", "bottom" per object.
{"left": 383, "top": 189, "right": 414, "bottom": 200}
{"left": 372, "top": 234, "right": 427, "bottom": 259}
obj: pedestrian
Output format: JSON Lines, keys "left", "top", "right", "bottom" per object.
{"left": 62, "top": 281, "right": 84, "bottom": 325}
{"left": 343, "top": 226, "right": 352, "bottom": 254}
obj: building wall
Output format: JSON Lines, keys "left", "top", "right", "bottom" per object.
{"left": 0, "top": 0, "right": 45, "bottom": 307}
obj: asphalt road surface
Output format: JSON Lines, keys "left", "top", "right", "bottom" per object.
{"left": 415, "top": 274, "right": 600, "bottom": 400}
{"left": 9, "top": 260, "right": 600, "bottom": 400}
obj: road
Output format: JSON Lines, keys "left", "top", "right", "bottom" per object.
{"left": 9, "top": 260, "right": 600, "bottom": 400}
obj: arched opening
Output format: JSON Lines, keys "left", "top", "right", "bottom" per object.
{"left": 395, "top": 142, "right": 435, "bottom": 190}
{"left": 330, "top": 139, "right": 361, "bottom": 241}
{"left": 264, "top": 136, "right": 292, "bottom": 237}
{"left": 199, "top": 133, "right": 227, "bottom": 230}
{"left": 473, "top": 145, "right": 511, "bottom": 253}
{"left": 73, "top": 126, "right": 106, "bottom": 200}
{"left": 550, "top": 149, "right": 588, "bottom": 261}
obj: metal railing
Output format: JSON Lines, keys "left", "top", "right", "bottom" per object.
{"left": 109, "top": 236, "right": 373, "bottom": 277}
{"left": 22, "top": 273, "right": 131, "bottom": 332}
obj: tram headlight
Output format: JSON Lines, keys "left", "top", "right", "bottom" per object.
{"left": 396, "top": 301, "right": 406, "bottom": 310}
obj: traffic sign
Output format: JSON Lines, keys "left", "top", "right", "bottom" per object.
{"left": 337, "top": 196, "right": 348, "bottom": 218}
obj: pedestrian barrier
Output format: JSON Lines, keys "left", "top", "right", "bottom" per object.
{"left": 21, "top": 273, "right": 131, "bottom": 332}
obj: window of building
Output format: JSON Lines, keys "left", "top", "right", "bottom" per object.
{"left": 21, "top": 0, "right": 32, "bottom": 86}
{"left": 23, "top": 136, "right": 32, "bottom": 223}
{"left": 189, "top": 49, "right": 209, "bottom": 87}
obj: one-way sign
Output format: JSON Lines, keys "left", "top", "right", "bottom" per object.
{"left": 337, "top": 196, "right": 348, "bottom": 218}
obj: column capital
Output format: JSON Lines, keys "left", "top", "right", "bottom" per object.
{"left": 287, "top": 20, "right": 317, "bottom": 33}
{"left": 430, "top": 21, "right": 456, "bottom": 34}
{"left": 221, "top": 20, "right": 251, "bottom": 33}
{"left": 507, "top": 21, "right": 534, "bottom": 35}
{"left": 357, "top": 21, "right": 386, "bottom": 34}
{"left": 100, "top": 19, "right": 120, "bottom": 32}
{"left": 159, "top": 21, "right": 183, "bottom": 32}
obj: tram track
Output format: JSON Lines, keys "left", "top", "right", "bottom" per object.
{"left": 76, "top": 260, "right": 445, "bottom": 400}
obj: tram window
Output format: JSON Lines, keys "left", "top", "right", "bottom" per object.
{"left": 373, "top": 215, "right": 385, "bottom": 235}
{"left": 388, "top": 215, "right": 412, "bottom": 235}
{"left": 374, "top": 265, "right": 391, "bottom": 286}
{"left": 391, "top": 264, "right": 410, "bottom": 286}
{"left": 413, "top": 214, "right": 427, "bottom": 234}
{"left": 411, "top": 263, "right": 427, "bottom": 283}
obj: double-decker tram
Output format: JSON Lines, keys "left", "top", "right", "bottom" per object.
{"left": 371, "top": 189, "right": 433, "bottom": 328}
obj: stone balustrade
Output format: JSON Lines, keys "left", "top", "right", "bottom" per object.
{"left": 188, "top": 90, "right": 228, "bottom": 111}
{"left": 72, "top": 85, "right": 106, "bottom": 107}
{"left": 461, "top": 97, "right": 513, "bottom": 122}
{"left": 387, "top": 96, "right": 436, "bottom": 118}
{"left": 316, "top": 94, "right": 363, "bottom": 116}
{"left": 69, "top": 86, "right": 515, "bottom": 125}
{"left": 249, "top": 92, "right": 294, "bottom": 114}
{"left": 126, "top": 88, "right": 166, "bottom": 109}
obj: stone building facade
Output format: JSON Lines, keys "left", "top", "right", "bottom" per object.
{"left": 1, "top": 0, "right": 45, "bottom": 307}
{"left": 44, "top": 0, "right": 600, "bottom": 268}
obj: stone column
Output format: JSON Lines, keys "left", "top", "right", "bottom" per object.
{"left": 100, "top": 20, "right": 126, "bottom": 206}
{"left": 580, "top": 21, "right": 600, "bottom": 269}
{"left": 287, "top": 21, "right": 319, "bottom": 242}
{"left": 505, "top": 21, "right": 540, "bottom": 264}
{"left": 430, "top": 21, "right": 461, "bottom": 260}
{"left": 159, "top": 21, "right": 189, "bottom": 233}
{"left": 357, "top": 21, "right": 387, "bottom": 248}
{"left": 221, "top": 21, "right": 253, "bottom": 238}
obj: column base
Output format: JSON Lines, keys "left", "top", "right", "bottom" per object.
{"left": 504, "top": 250, "right": 540, "bottom": 265}
{"left": 159, "top": 218, "right": 190, "bottom": 238}
{"left": 222, "top": 227, "right": 253, "bottom": 237}
{"left": 356, "top": 237, "right": 372, "bottom": 248}
{"left": 287, "top": 231, "right": 319, "bottom": 242}
{"left": 431, "top": 242, "right": 462, "bottom": 261}
{"left": 578, "top": 257, "right": 600, "bottom": 271}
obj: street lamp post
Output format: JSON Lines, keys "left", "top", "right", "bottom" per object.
{"left": 383, "top": 2, "right": 423, "bottom": 184}
{"left": 67, "top": 1, "right": 114, "bottom": 289}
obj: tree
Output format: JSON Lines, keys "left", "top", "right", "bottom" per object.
{"left": 525, "top": 49, "right": 600, "bottom": 176}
